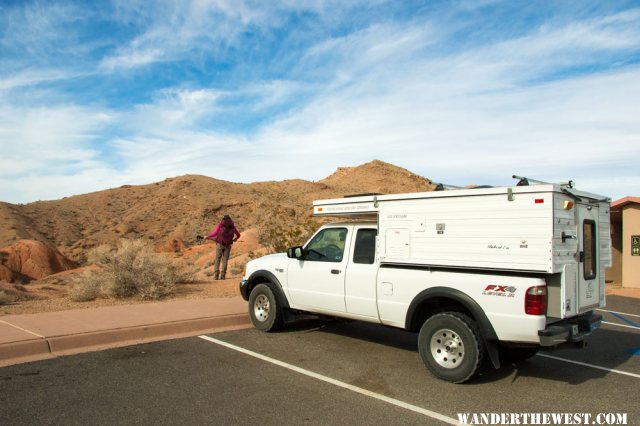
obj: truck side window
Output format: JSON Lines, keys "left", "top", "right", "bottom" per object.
{"left": 583, "top": 220, "right": 597, "bottom": 280}
{"left": 353, "top": 229, "right": 376, "bottom": 264}
{"left": 305, "top": 228, "right": 348, "bottom": 262}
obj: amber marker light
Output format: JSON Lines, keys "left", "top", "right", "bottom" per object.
{"left": 564, "top": 200, "right": 574, "bottom": 210}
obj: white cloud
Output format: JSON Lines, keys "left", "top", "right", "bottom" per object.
{"left": 0, "top": 104, "right": 112, "bottom": 177}
{"left": 1, "top": 2, "right": 640, "bottom": 204}
{"left": 101, "top": 0, "right": 267, "bottom": 71}
{"left": 122, "top": 88, "right": 225, "bottom": 134}
{"left": 0, "top": 69, "right": 75, "bottom": 93}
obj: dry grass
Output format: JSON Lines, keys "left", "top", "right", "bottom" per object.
{"left": 0, "top": 290, "right": 13, "bottom": 305}
{"left": 72, "top": 239, "right": 192, "bottom": 301}
{"left": 69, "top": 270, "right": 102, "bottom": 302}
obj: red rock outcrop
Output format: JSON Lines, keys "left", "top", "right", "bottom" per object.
{"left": 0, "top": 240, "right": 78, "bottom": 282}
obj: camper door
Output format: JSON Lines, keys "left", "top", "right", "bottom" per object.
{"left": 576, "top": 202, "right": 601, "bottom": 312}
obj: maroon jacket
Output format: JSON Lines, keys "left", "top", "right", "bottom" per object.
{"left": 207, "top": 220, "right": 241, "bottom": 246}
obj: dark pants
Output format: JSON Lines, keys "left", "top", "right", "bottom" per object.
{"left": 214, "top": 244, "right": 231, "bottom": 279}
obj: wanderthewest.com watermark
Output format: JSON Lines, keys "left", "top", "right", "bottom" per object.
{"left": 457, "top": 412, "right": 628, "bottom": 425}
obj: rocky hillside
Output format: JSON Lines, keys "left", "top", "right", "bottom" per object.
{"left": 0, "top": 240, "right": 77, "bottom": 282}
{"left": 0, "top": 160, "right": 436, "bottom": 283}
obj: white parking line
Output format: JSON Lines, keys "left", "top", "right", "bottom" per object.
{"left": 602, "top": 321, "right": 640, "bottom": 331}
{"left": 597, "top": 309, "right": 640, "bottom": 319}
{"left": 198, "top": 335, "right": 460, "bottom": 425}
{"left": 536, "top": 353, "right": 640, "bottom": 379}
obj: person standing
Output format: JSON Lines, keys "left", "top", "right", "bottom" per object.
{"left": 206, "top": 214, "right": 241, "bottom": 280}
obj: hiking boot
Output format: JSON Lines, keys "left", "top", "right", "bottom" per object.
{"left": 213, "top": 271, "right": 219, "bottom": 280}
{"left": 220, "top": 273, "right": 226, "bottom": 280}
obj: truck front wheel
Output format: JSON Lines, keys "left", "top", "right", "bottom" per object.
{"left": 248, "top": 284, "right": 283, "bottom": 332}
{"left": 418, "top": 312, "right": 485, "bottom": 383}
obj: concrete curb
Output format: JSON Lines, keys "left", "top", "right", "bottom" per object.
{"left": 0, "top": 313, "right": 250, "bottom": 367}
{"left": 0, "top": 339, "right": 52, "bottom": 364}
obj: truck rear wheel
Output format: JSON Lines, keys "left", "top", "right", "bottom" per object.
{"left": 418, "top": 312, "right": 485, "bottom": 383}
{"left": 248, "top": 284, "right": 283, "bottom": 332}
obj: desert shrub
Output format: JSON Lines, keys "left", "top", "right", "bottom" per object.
{"left": 0, "top": 290, "right": 13, "bottom": 305}
{"left": 230, "top": 264, "right": 244, "bottom": 276}
{"left": 87, "top": 244, "right": 113, "bottom": 265}
{"left": 257, "top": 204, "right": 318, "bottom": 253}
{"left": 87, "top": 239, "right": 189, "bottom": 300}
{"left": 69, "top": 271, "right": 101, "bottom": 302}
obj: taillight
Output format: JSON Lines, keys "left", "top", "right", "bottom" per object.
{"left": 525, "top": 286, "right": 547, "bottom": 315}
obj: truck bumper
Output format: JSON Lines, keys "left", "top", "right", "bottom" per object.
{"left": 538, "top": 312, "right": 602, "bottom": 347}
{"left": 239, "top": 279, "right": 249, "bottom": 301}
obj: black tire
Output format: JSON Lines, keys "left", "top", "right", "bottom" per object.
{"left": 248, "top": 284, "right": 283, "bottom": 332}
{"left": 418, "top": 312, "right": 485, "bottom": 383}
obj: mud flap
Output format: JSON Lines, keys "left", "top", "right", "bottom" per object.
{"left": 486, "top": 339, "right": 501, "bottom": 369}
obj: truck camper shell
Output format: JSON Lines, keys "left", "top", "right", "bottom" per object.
{"left": 314, "top": 183, "right": 611, "bottom": 317}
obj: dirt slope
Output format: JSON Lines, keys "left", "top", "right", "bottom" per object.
{"left": 0, "top": 160, "right": 437, "bottom": 313}
{"left": 0, "top": 160, "right": 435, "bottom": 263}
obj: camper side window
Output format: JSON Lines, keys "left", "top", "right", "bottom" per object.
{"left": 305, "top": 228, "right": 348, "bottom": 262}
{"left": 353, "top": 229, "right": 376, "bottom": 264}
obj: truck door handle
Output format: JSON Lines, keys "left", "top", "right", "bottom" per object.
{"left": 579, "top": 251, "right": 584, "bottom": 262}
{"left": 331, "top": 269, "right": 341, "bottom": 275}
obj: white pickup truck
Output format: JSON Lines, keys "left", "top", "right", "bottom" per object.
{"left": 240, "top": 180, "right": 610, "bottom": 383}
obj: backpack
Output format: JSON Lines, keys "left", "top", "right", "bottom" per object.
{"left": 217, "top": 220, "right": 235, "bottom": 246}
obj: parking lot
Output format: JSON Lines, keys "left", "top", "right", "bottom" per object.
{"left": 1, "top": 294, "right": 638, "bottom": 425}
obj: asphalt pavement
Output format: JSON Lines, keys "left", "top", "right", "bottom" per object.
{"left": 0, "top": 297, "right": 251, "bottom": 367}
{"left": 0, "top": 294, "right": 638, "bottom": 425}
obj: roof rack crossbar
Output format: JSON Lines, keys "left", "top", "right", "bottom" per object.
{"left": 512, "top": 175, "right": 574, "bottom": 188}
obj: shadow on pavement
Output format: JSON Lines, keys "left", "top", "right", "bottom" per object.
{"left": 283, "top": 312, "right": 639, "bottom": 385}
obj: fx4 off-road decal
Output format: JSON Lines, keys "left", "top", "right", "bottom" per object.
{"left": 482, "top": 284, "right": 517, "bottom": 298}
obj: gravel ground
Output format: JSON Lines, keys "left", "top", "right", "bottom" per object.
{"left": 0, "top": 278, "right": 241, "bottom": 316}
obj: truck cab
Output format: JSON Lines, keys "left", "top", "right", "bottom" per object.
{"left": 240, "top": 222, "right": 380, "bottom": 321}
{"left": 286, "top": 222, "right": 379, "bottom": 317}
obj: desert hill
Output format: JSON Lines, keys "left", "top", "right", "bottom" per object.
{"left": 0, "top": 160, "right": 436, "bottom": 289}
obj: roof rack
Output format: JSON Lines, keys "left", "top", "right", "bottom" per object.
{"left": 344, "top": 193, "right": 384, "bottom": 198}
{"left": 433, "top": 182, "right": 463, "bottom": 191}
{"left": 512, "top": 175, "right": 574, "bottom": 188}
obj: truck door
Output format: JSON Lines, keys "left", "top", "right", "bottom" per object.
{"left": 576, "top": 203, "right": 601, "bottom": 312}
{"left": 344, "top": 227, "right": 379, "bottom": 318}
{"left": 287, "top": 226, "right": 349, "bottom": 313}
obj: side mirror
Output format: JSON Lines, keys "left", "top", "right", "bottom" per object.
{"left": 287, "top": 246, "right": 304, "bottom": 259}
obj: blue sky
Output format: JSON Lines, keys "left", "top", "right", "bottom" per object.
{"left": 1, "top": 0, "right": 639, "bottom": 204}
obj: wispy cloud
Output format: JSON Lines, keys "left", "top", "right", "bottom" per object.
{"left": 1, "top": 1, "right": 639, "bottom": 203}
{"left": 100, "top": 0, "right": 268, "bottom": 71}
{"left": 0, "top": 104, "right": 112, "bottom": 176}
